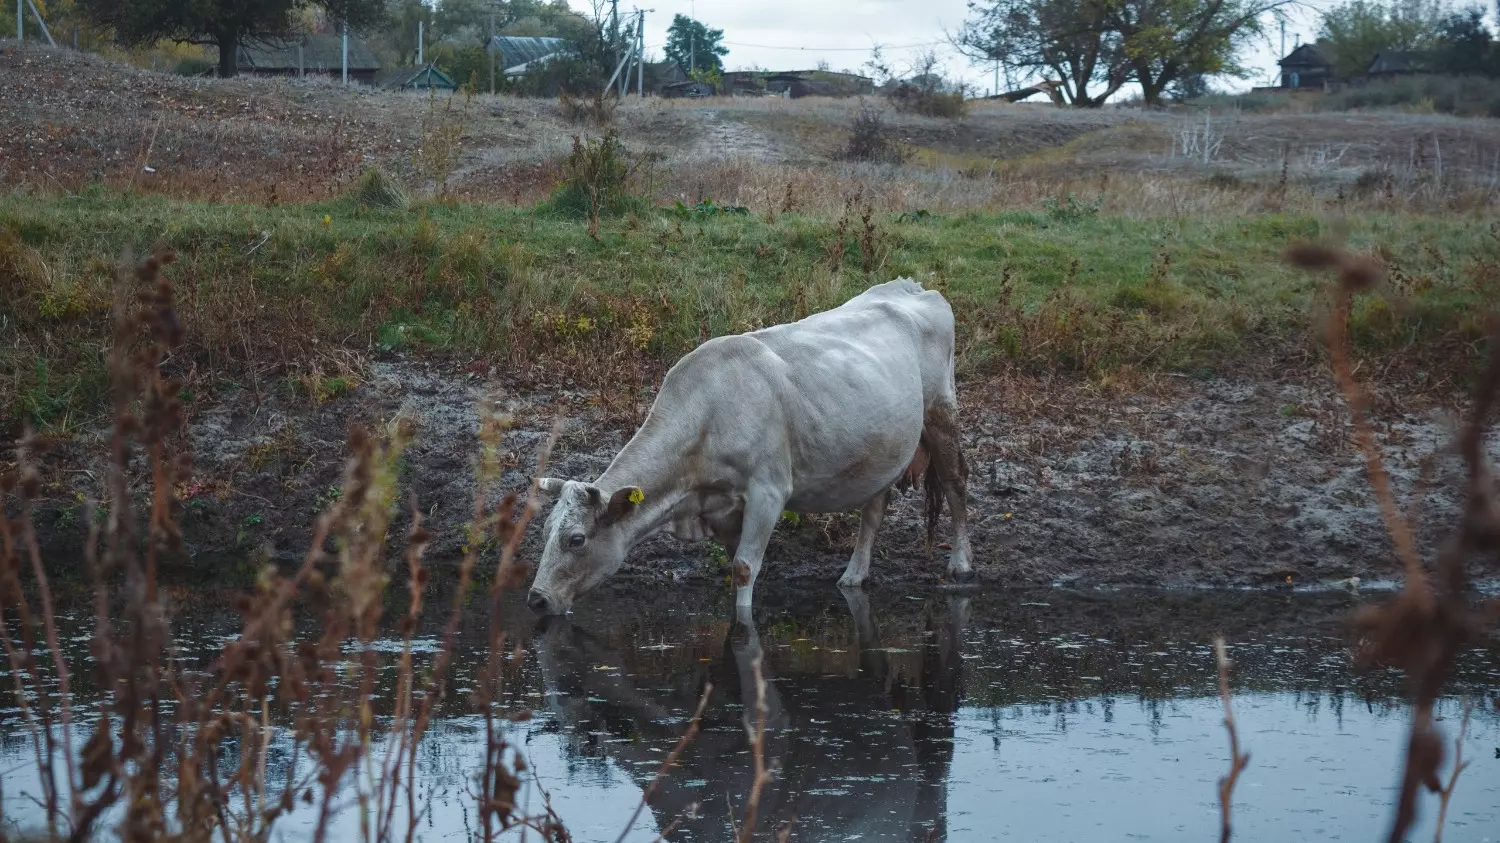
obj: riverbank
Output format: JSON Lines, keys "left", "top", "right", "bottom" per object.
{"left": 16, "top": 353, "right": 1497, "bottom": 590}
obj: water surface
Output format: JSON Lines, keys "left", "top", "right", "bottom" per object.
{"left": 3, "top": 583, "right": 1498, "bottom": 842}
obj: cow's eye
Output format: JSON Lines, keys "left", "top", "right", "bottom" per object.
{"left": 567, "top": 533, "right": 586, "bottom": 549}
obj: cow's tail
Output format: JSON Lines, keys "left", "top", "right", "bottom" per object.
{"left": 923, "top": 449, "right": 943, "bottom": 559}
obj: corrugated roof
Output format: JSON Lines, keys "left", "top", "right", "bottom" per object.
{"left": 489, "top": 36, "right": 568, "bottom": 73}
{"left": 239, "top": 34, "right": 380, "bottom": 72}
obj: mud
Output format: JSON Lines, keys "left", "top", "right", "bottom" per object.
{"left": 19, "top": 357, "right": 1500, "bottom": 590}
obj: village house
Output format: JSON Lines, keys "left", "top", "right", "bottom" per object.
{"left": 375, "top": 63, "right": 457, "bottom": 92}
{"left": 1277, "top": 43, "right": 1333, "bottom": 90}
{"left": 488, "top": 35, "right": 569, "bottom": 78}
{"left": 1365, "top": 50, "right": 1434, "bottom": 81}
{"left": 238, "top": 34, "right": 381, "bottom": 84}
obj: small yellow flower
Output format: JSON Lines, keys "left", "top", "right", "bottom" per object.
{"left": 628, "top": 488, "right": 645, "bottom": 504}
{"left": 1004, "top": 512, "right": 1014, "bottom": 519}
{"left": 322, "top": 215, "right": 332, "bottom": 226}
{"left": 575, "top": 316, "right": 594, "bottom": 332}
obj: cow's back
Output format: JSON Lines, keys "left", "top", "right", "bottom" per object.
{"left": 756, "top": 277, "right": 956, "bottom": 407}
{"left": 634, "top": 279, "right": 955, "bottom": 511}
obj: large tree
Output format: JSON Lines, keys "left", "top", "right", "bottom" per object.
{"left": 663, "top": 14, "right": 727, "bottom": 73}
{"left": 956, "top": 0, "right": 1130, "bottom": 106}
{"left": 1432, "top": 5, "right": 1498, "bottom": 77}
{"left": 1317, "top": 0, "right": 1447, "bottom": 77}
{"left": 959, "top": 0, "right": 1284, "bottom": 106}
{"left": 80, "top": 0, "right": 386, "bottom": 77}
{"left": 1101, "top": 0, "right": 1282, "bottom": 106}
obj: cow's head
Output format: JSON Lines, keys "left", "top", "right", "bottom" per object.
{"left": 526, "top": 479, "right": 644, "bottom": 615}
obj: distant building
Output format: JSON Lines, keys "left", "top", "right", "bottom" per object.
{"left": 1366, "top": 50, "right": 1434, "bottom": 80}
{"left": 1277, "top": 43, "right": 1333, "bottom": 90}
{"left": 488, "top": 35, "right": 569, "bottom": 77}
{"left": 764, "top": 70, "right": 874, "bottom": 97}
{"left": 376, "top": 63, "right": 457, "bottom": 92}
{"left": 662, "top": 80, "right": 715, "bottom": 98}
{"left": 720, "top": 70, "right": 769, "bottom": 96}
{"left": 238, "top": 35, "right": 381, "bottom": 84}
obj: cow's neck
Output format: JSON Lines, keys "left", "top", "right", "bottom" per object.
{"left": 594, "top": 420, "right": 710, "bottom": 545}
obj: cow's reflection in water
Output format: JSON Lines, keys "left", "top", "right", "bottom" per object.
{"left": 530, "top": 590, "right": 971, "bottom": 842}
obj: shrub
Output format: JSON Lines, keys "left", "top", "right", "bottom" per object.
{"left": 1323, "top": 75, "right": 1500, "bottom": 118}
{"left": 559, "top": 91, "right": 617, "bottom": 126}
{"left": 889, "top": 83, "right": 968, "bottom": 118}
{"left": 837, "top": 104, "right": 907, "bottom": 164}
{"left": 545, "top": 131, "right": 646, "bottom": 220}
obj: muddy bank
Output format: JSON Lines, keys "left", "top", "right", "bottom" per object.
{"left": 17, "top": 358, "right": 1500, "bottom": 589}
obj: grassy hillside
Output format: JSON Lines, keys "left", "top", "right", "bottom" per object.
{"left": 3, "top": 189, "right": 1494, "bottom": 432}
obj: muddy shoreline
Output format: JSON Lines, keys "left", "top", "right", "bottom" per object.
{"left": 16, "top": 356, "right": 1499, "bottom": 590}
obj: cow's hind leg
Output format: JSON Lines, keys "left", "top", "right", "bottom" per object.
{"left": 924, "top": 402, "right": 974, "bottom": 582}
{"left": 838, "top": 488, "right": 890, "bottom": 589}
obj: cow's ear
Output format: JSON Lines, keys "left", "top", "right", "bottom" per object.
{"left": 604, "top": 486, "right": 644, "bottom": 525}
{"left": 535, "top": 477, "right": 567, "bottom": 495}
{"left": 582, "top": 484, "right": 604, "bottom": 509}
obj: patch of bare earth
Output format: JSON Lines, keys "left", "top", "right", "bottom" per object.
{"left": 20, "top": 361, "right": 1498, "bottom": 591}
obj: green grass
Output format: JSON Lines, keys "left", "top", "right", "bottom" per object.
{"left": 2, "top": 190, "right": 1495, "bottom": 431}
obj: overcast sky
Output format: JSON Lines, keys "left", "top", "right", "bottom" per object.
{"left": 563, "top": 0, "right": 1345, "bottom": 97}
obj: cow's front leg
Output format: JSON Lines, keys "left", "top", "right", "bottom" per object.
{"left": 732, "top": 485, "right": 784, "bottom": 609}
{"left": 838, "top": 488, "right": 890, "bottom": 588}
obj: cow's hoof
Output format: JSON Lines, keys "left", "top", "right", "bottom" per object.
{"left": 837, "top": 574, "right": 866, "bottom": 589}
{"left": 945, "top": 568, "right": 977, "bottom": 584}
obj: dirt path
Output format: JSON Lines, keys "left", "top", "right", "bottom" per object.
{"left": 21, "top": 357, "right": 1497, "bottom": 591}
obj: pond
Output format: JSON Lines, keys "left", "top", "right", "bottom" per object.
{"left": 2, "top": 583, "right": 1498, "bottom": 842}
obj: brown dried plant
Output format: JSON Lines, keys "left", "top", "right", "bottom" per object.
{"left": 0, "top": 244, "right": 746, "bottom": 843}
{"left": 1283, "top": 241, "right": 1499, "bottom": 843}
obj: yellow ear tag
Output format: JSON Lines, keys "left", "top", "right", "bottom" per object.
{"left": 628, "top": 488, "right": 645, "bottom": 504}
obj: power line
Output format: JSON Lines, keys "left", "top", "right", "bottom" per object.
{"left": 720, "top": 39, "right": 948, "bottom": 52}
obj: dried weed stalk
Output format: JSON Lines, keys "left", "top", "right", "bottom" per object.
{"left": 1213, "top": 637, "right": 1250, "bottom": 843}
{"left": 0, "top": 243, "right": 744, "bottom": 843}
{"left": 1284, "top": 242, "right": 1498, "bottom": 843}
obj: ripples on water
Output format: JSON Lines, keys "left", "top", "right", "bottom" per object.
{"left": 2, "top": 584, "right": 1497, "bottom": 842}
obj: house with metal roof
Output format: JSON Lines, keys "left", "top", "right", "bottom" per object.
{"left": 238, "top": 34, "right": 381, "bottom": 84}
{"left": 488, "top": 35, "right": 570, "bottom": 77}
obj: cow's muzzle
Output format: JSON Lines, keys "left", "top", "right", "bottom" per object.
{"left": 527, "top": 588, "right": 562, "bottom": 615}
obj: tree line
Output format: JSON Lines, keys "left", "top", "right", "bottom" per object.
{"left": 31, "top": 0, "right": 731, "bottom": 96}
{"left": 956, "top": 0, "right": 1500, "bottom": 106}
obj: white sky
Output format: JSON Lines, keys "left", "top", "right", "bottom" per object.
{"left": 562, "top": 0, "right": 1345, "bottom": 97}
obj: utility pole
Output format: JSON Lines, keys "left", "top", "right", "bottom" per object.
{"left": 341, "top": 20, "right": 348, "bottom": 86}
{"left": 636, "top": 8, "right": 644, "bottom": 96}
{"left": 489, "top": 9, "right": 496, "bottom": 94}
{"left": 418, "top": 19, "right": 423, "bottom": 65}
{"left": 1279, "top": 19, "right": 1285, "bottom": 59}
{"left": 16, "top": 0, "right": 21, "bottom": 42}
{"left": 23, "top": 0, "right": 51, "bottom": 46}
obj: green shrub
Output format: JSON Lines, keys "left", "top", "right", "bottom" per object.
{"left": 544, "top": 131, "right": 647, "bottom": 219}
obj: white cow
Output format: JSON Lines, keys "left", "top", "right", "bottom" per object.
{"left": 527, "top": 278, "right": 972, "bottom": 614}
